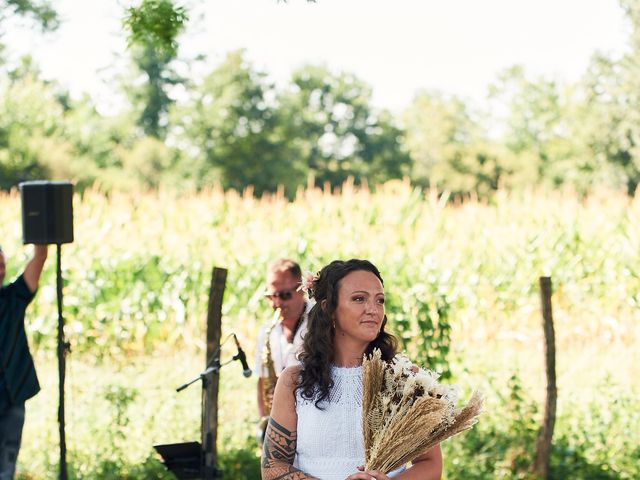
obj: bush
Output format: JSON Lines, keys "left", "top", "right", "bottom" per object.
{"left": 443, "top": 374, "right": 640, "bottom": 479}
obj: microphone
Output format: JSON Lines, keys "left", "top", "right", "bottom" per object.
{"left": 233, "top": 334, "right": 252, "bottom": 378}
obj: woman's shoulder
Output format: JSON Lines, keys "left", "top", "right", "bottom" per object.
{"left": 272, "top": 364, "right": 302, "bottom": 408}
{"left": 279, "top": 364, "right": 302, "bottom": 387}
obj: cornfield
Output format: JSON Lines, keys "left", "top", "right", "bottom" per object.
{"left": 1, "top": 181, "right": 638, "bottom": 478}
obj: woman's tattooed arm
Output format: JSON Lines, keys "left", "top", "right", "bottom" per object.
{"left": 261, "top": 418, "right": 318, "bottom": 480}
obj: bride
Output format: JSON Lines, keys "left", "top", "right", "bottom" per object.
{"left": 261, "top": 259, "right": 442, "bottom": 480}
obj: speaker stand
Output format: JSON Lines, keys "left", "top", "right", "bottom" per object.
{"left": 56, "top": 244, "right": 69, "bottom": 480}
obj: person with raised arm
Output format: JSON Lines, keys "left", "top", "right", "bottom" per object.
{"left": 0, "top": 244, "right": 48, "bottom": 480}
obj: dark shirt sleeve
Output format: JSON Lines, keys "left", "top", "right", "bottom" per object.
{"left": 0, "top": 274, "right": 40, "bottom": 409}
{"left": 1, "top": 274, "right": 36, "bottom": 310}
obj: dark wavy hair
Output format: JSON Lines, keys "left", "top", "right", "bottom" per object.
{"left": 297, "top": 259, "right": 399, "bottom": 408}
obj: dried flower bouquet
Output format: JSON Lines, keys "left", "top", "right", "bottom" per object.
{"left": 362, "top": 349, "right": 483, "bottom": 473}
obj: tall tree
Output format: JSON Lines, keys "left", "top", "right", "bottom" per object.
{"left": 583, "top": 0, "right": 640, "bottom": 194}
{"left": 487, "top": 66, "right": 597, "bottom": 192}
{"left": 123, "top": 0, "right": 188, "bottom": 138}
{"left": 281, "top": 64, "right": 410, "bottom": 188}
{"left": 170, "top": 50, "right": 305, "bottom": 195}
{"left": 402, "top": 90, "right": 514, "bottom": 195}
{"left": 0, "top": 58, "right": 68, "bottom": 188}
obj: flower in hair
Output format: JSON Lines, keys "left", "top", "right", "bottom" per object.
{"left": 298, "top": 270, "right": 319, "bottom": 297}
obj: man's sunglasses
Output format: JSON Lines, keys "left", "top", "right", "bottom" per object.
{"left": 264, "top": 289, "right": 296, "bottom": 301}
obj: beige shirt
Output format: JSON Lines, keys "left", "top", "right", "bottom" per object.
{"left": 253, "top": 302, "right": 311, "bottom": 377}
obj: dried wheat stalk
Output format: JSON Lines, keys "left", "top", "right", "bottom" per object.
{"left": 362, "top": 350, "right": 483, "bottom": 473}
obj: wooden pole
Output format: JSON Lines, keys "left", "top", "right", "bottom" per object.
{"left": 534, "top": 276, "right": 557, "bottom": 478}
{"left": 202, "top": 267, "right": 227, "bottom": 479}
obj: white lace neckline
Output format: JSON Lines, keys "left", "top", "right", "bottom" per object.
{"left": 330, "top": 365, "right": 362, "bottom": 376}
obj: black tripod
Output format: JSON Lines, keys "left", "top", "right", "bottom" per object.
{"left": 56, "top": 243, "right": 70, "bottom": 480}
{"left": 19, "top": 180, "right": 74, "bottom": 480}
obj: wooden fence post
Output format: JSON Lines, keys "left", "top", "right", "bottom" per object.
{"left": 202, "top": 267, "right": 227, "bottom": 479}
{"left": 534, "top": 276, "right": 557, "bottom": 478}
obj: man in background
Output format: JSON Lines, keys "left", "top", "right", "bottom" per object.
{"left": 0, "top": 244, "right": 48, "bottom": 480}
{"left": 254, "top": 258, "right": 310, "bottom": 438}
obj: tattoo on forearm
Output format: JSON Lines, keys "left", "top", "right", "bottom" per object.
{"left": 261, "top": 418, "right": 316, "bottom": 479}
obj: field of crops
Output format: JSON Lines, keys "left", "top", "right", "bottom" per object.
{"left": 1, "top": 181, "right": 638, "bottom": 479}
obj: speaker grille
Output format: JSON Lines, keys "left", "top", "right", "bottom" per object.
{"left": 19, "top": 181, "right": 74, "bottom": 244}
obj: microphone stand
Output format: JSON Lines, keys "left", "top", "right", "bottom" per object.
{"left": 176, "top": 341, "right": 232, "bottom": 393}
{"left": 175, "top": 364, "right": 220, "bottom": 393}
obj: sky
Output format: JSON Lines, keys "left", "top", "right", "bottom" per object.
{"left": 2, "top": 0, "right": 630, "bottom": 113}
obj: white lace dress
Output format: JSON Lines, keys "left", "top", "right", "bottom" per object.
{"left": 294, "top": 365, "right": 405, "bottom": 479}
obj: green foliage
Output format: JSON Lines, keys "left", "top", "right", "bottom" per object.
{"left": 169, "top": 55, "right": 412, "bottom": 196}
{"left": 402, "top": 66, "right": 624, "bottom": 197}
{"left": 282, "top": 64, "right": 411, "bottom": 188}
{"left": 0, "top": 62, "right": 67, "bottom": 188}
{"left": 443, "top": 373, "right": 640, "bottom": 479}
{"left": 171, "top": 50, "right": 306, "bottom": 196}
{"left": 5, "top": 1, "right": 640, "bottom": 196}
{"left": 123, "top": 0, "right": 188, "bottom": 58}
{"left": 398, "top": 0, "right": 640, "bottom": 197}
{"left": 57, "top": 254, "right": 207, "bottom": 355}
{"left": 0, "top": 186, "right": 635, "bottom": 478}
{"left": 14, "top": 355, "right": 639, "bottom": 479}
{"left": 581, "top": 0, "right": 640, "bottom": 195}
{"left": 123, "top": 0, "right": 188, "bottom": 138}
{"left": 402, "top": 90, "right": 507, "bottom": 195}
{"left": 550, "top": 389, "right": 640, "bottom": 479}
{"left": 386, "top": 259, "right": 453, "bottom": 378}
{"left": 0, "top": 56, "right": 185, "bottom": 189}
{"left": 443, "top": 374, "right": 539, "bottom": 479}
{"left": 216, "top": 447, "right": 261, "bottom": 479}
{"left": 0, "top": 184, "right": 635, "bottom": 359}
{"left": 128, "top": 44, "right": 177, "bottom": 138}
{"left": 488, "top": 66, "right": 608, "bottom": 193}
{"left": 0, "top": 0, "right": 59, "bottom": 31}
{"left": 15, "top": 352, "right": 263, "bottom": 479}
{"left": 120, "top": 136, "right": 180, "bottom": 188}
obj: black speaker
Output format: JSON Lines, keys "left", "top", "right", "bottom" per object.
{"left": 19, "top": 181, "right": 74, "bottom": 245}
